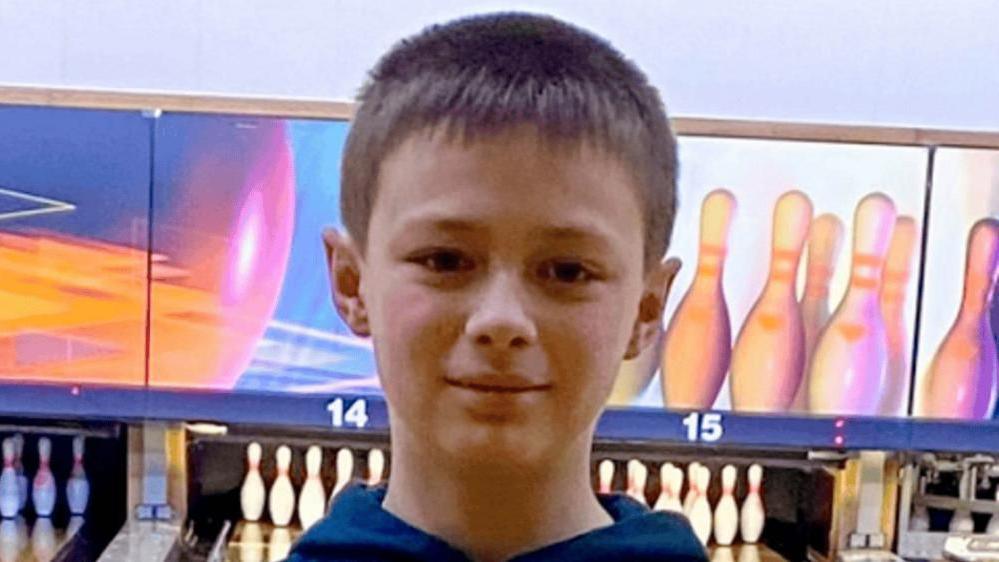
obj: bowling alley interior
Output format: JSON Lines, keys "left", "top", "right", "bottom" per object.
{"left": 1, "top": 3, "right": 998, "bottom": 562}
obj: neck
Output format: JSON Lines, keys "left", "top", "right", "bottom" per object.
{"left": 382, "top": 426, "right": 612, "bottom": 562}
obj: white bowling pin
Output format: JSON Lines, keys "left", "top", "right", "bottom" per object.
{"left": 920, "top": 218, "right": 999, "bottom": 419}
{"left": 268, "top": 526, "right": 292, "bottom": 562}
{"left": 267, "top": 446, "right": 295, "bottom": 527}
{"left": 689, "top": 466, "right": 713, "bottom": 545}
{"left": 683, "top": 462, "right": 701, "bottom": 515}
{"left": 654, "top": 464, "right": 683, "bottom": 512}
{"left": 809, "top": 193, "right": 897, "bottom": 415}
{"left": 328, "top": 448, "right": 354, "bottom": 510}
{"left": 66, "top": 436, "right": 89, "bottom": 515}
{"left": 30, "top": 517, "right": 55, "bottom": 560}
{"left": 792, "top": 214, "right": 844, "bottom": 411}
{"left": 597, "top": 459, "right": 615, "bottom": 494}
{"left": 626, "top": 459, "right": 648, "bottom": 505}
{"left": 298, "top": 446, "right": 326, "bottom": 531}
{"left": 740, "top": 464, "right": 765, "bottom": 543}
{"left": 731, "top": 191, "right": 813, "bottom": 412}
{"left": 714, "top": 465, "right": 739, "bottom": 546}
{"left": 11, "top": 436, "right": 26, "bottom": 513}
{"left": 240, "top": 442, "right": 265, "bottom": 522}
{"left": 0, "top": 440, "right": 18, "bottom": 519}
{"left": 663, "top": 189, "right": 737, "bottom": 409}
{"left": 879, "top": 217, "right": 918, "bottom": 416}
{"left": 31, "top": 438, "right": 55, "bottom": 518}
{"left": 367, "top": 449, "right": 385, "bottom": 487}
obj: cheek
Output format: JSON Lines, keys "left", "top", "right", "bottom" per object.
{"left": 548, "top": 299, "right": 635, "bottom": 396}
{"left": 371, "top": 282, "right": 455, "bottom": 389}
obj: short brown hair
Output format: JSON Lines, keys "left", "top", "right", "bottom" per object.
{"left": 340, "top": 12, "right": 678, "bottom": 270}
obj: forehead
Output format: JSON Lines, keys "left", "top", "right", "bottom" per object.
{"left": 370, "top": 126, "right": 646, "bottom": 246}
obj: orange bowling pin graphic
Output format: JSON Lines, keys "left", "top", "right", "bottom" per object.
{"left": 791, "top": 214, "right": 844, "bottom": 411}
{"left": 920, "top": 218, "right": 999, "bottom": 419}
{"left": 808, "top": 193, "right": 896, "bottom": 416}
{"left": 662, "top": 189, "right": 736, "bottom": 409}
{"left": 730, "top": 190, "right": 812, "bottom": 412}
{"left": 878, "top": 217, "right": 918, "bottom": 416}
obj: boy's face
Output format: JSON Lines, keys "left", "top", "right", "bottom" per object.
{"left": 326, "top": 126, "right": 676, "bottom": 469}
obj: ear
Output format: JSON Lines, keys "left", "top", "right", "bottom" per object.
{"left": 623, "top": 257, "right": 681, "bottom": 360}
{"left": 323, "top": 227, "right": 370, "bottom": 337}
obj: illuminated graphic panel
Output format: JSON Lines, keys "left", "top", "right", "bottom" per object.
{"left": 0, "top": 107, "right": 151, "bottom": 386}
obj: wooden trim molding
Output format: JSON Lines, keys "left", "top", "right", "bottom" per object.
{"left": 0, "top": 85, "right": 353, "bottom": 120}
{"left": 3, "top": 85, "right": 999, "bottom": 148}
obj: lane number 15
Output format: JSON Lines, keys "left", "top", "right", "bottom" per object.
{"left": 681, "top": 412, "right": 724, "bottom": 442}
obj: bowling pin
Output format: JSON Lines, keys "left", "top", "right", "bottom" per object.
{"left": 808, "top": 193, "right": 896, "bottom": 415}
{"left": 66, "top": 436, "right": 89, "bottom": 515}
{"left": 626, "top": 459, "right": 648, "bottom": 505}
{"left": 298, "top": 446, "right": 326, "bottom": 531}
{"left": 11, "top": 436, "right": 26, "bottom": 513}
{"left": 597, "top": 459, "right": 615, "bottom": 494}
{"left": 878, "top": 217, "right": 918, "bottom": 417}
{"left": 663, "top": 189, "right": 737, "bottom": 409}
{"left": 30, "top": 517, "right": 55, "bottom": 560}
{"left": 268, "top": 527, "right": 292, "bottom": 562}
{"left": 689, "top": 465, "right": 713, "bottom": 545}
{"left": 731, "top": 191, "right": 813, "bottom": 412}
{"left": 713, "top": 465, "right": 739, "bottom": 546}
{"left": 31, "top": 438, "right": 55, "bottom": 518}
{"left": 920, "top": 218, "right": 999, "bottom": 419}
{"left": 367, "top": 449, "right": 385, "bottom": 487}
{"left": 328, "top": 447, "right": 354, "bottom": 510}
{"left": 683, "top": 462, "right": 701, "bottom": 515}
{"left": 267, "top": 446, "right": 295, "bottom": 527}
{"left": 0, "top": 440, "right": 17, "bottom": 519}
{"left": 654, "top": 464, "right": 683, "bottom": 512}
{"left": 740, "top": 464, "right": 765, "bottom": 543}
{"left": 240, "top": 442, "right": 265, "bottom": 522}
{"left": 791, "top": 214, "right": 844, "bottom": 411}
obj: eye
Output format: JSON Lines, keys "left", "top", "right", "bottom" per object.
{"left": 410, "top": 249, "right": 474, "bottom": 273}
{"left": 539, "top": 260, "right": 597, "bottom": 284}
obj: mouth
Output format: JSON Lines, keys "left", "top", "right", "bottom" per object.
{"left": 444, "top": 375, "right": 552, "bottom": 394}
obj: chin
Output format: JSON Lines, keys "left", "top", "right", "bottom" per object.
{"left": 438, "top": 424, "right": 552, "bottom": 471}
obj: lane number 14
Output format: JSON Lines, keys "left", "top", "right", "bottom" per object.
{"left": 327, "top": 398, "right": 369, "bottom": 429}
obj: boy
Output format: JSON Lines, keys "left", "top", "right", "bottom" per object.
{"left": 288, "top": 11, "right": 705, "bottom": 562}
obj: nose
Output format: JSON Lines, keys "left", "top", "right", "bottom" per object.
{"left": 465, "top": 270, "right": 538, "bottom": 349}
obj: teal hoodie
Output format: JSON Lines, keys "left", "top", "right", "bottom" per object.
{"left": 286, "top": 484, "right": 708, "bottom": 561}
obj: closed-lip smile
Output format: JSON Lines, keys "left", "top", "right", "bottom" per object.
{"left": 444, "top": 374, "right": 552, "bottom": 393}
